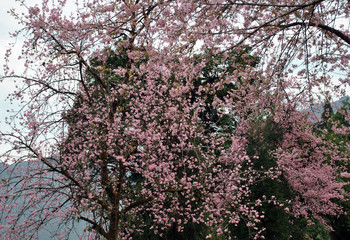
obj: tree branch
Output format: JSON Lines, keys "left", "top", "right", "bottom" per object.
{"left": 121, "top": 196, "right": 154, "bottom": 213}
{"left": 279, "top": 21, "right": 350, "bottom": 45}
{"left": 79, "top": 216, "right": 108, "bottom": 238}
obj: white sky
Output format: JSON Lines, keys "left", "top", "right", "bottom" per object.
{"left": 0, "top": 0, "right": 23, "bottom": 108}
{"left": 0, "top": 0, "right": 22, "bottom": 157}
{"left": 0, "top": 0, "right": 42, "bottom": 158}
{"left": 0, "top": 0, "right": 77, "bottom": 160}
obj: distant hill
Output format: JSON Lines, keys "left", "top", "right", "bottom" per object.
{"left": 0, "top": 162, "right": 85, "bottom": 240}
{"left": 334, "top": 95, "right": 350, "bottom": 110}
{"left": 309, "top": 95, "right": 350, "bottom": 121}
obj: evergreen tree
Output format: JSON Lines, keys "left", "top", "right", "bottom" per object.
{"left": 315, "top": 98, "right": 350, "bottom": 240}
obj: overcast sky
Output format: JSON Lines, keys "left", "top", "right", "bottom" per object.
{"left": 0, "top": 0, "right": 22, "bottom": 100}
{"left": 0, "top": 0, "right": 39, "bottom": 158}
{"left": 0, "top": 0, "right": 76, "bottom": 159}
{"left": 0, "top": 0, "right": 21, "bottom": 156}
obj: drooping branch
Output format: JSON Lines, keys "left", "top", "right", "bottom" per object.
{"left": 226, "top": 0, "right": 326, "bottom": 49}
{"left": 279, "top": 21, "right": 350, "bottom": 45}
{"left": 1, "top": 75, "right": 76, "bottom": 96}
{"left": 224, "top": 0, "right": 325, "bottom": 8}
{"left": 41, "top": 28, "right": 109, "bottom": 92}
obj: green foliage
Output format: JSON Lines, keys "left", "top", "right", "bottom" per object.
{"left": 190, "top": 47, "right": 259, "bottom": 134}
{"left": 130, "top": 221, "right": 213, "bottom": 240}
{"left": 313, "top": 97, "right": 350, "bottom": 240}
{"left": 239, "top": 118, "right": 308, "bottom": 240}
{"left": 305, "top": 221, "right": 332, "bottom": 240}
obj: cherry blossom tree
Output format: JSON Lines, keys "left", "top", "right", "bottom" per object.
{"left": 313, "top": 98, "right": 350, "bottom": 239}
{"left": 1, "top": 0, "right": 350, "bottom": 239}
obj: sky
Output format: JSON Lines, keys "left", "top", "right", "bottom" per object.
{"left": 0, "top": 0, "right": 24, "bottom": 157}
{"left": 0, "top": 0, "right": 80, "bottom": 160}
{"left": 0, "top": 0, "right": 44, "bottom": 159}
{"left": 0, "top": 0, "right": 23, "bottom": 110}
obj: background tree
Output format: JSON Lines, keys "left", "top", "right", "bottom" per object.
{"left": 0, "top": 0, "right": 349, "bottom": 239}
{"left": 314, "top": 98, "right": 350, "bottom": 240}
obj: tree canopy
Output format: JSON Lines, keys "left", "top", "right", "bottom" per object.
{"left": 1, "top": 0, "right": 350, "bottom": 239}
